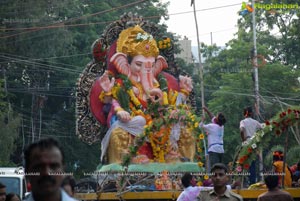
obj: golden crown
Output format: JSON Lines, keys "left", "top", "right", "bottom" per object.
{"left": 116, "top": 25, "right": 159, "bottom": 57}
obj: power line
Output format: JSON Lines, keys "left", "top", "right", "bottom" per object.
{"left": 8, "top": 89, "right": 74, "bottom": 98}
{"left": 205, "top": 83, "right": 300, "bottom": 97}
{"left": 204, "top": 87, "right": 300, "bottom": 102}
{"left": 2, "top": 54, "right": 298, "bottom": 102}
{"left": 167, "top": 3, "right": 240, "bottom": 17}
{"left": 31, "top": 53, "right": 91, "bottom": 60}
{"left": 0, "top": 3, "right": 240, "bottom": 32}
{"left": 1, "top": 52, "right": 90, "bottom": 62}
{"left": 0, "top": 2, "right": 241, "bottom": 39}
{"left": 1, "top": 1, "right": 99, "bottom": 15}
{"left": 0, "top": 0, "right": 148, "bottom": 39}
{"left": 1, "top": 52, "right": 90, "bottom": 70}
{"left": 0, "top": 55, "right": 82, "bottom": 74}
{"left": 0, "top": 28, "right": 62, "bottom": 44}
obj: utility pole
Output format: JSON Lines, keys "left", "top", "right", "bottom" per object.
{"left": 191, "top": 0, "right": 208, "bottom": 171}
{"left": 252, "top": 0, "right": 259, "bottom": 114}
{"left": 28, "top": 67, "right": 49, "bottom": 142}
{"left": 251, "top": 0, "right": 263, "bottom": 181}
{"left": 191, "top": 0, "right": 205, "bottom": 112}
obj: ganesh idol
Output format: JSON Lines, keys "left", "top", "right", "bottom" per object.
{"left": 95, "top": 25, "right": 195, "bottom": 164}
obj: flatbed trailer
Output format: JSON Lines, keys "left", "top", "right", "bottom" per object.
{"left": 75, "top": 188, "right": 300, "bottom": 201}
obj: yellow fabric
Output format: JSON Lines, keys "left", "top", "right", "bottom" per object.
{"left": 273, "top": 161, "right": 292, "bottom": 187}
{"left": 248, "top": 182, "right": 267, "bottom": 189}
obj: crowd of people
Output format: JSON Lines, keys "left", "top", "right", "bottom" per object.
{"left": 177, "top": 163, "right": 240, "bottom": 201}
{"left": 0, "top": 104, "right": 299, "bottom": 200}
{"left": 177, "top": 163, "right": 298, "bottom": 201}
{"left": 199, "top": 105, "right": 300, "bottom": 187}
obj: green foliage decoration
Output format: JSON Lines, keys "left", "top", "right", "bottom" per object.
{"left": 233, "top": 107, "right": 300, "bottom": 174}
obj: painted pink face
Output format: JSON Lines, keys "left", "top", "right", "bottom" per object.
{"left": 130, "top": 55, "right": 155, "bottom": 74}
{"left": 179, "top": 75, "right": 193, "bottom": 92}
{"left": 129, "top": 54, "right": 163, "bottom": 101}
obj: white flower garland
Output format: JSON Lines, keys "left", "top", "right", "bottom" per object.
{"left": 136, "top": 32, "right": 153, "bottom": 41}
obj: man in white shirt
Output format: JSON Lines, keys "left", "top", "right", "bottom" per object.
{"left": 239, "top": 106, "right": 262, "bottom": 185}
{"left": 240, "top": 106, "right": 262, "bottom": 141}
{"left": 199, "top": 106, "right": 226, "bottom": 171}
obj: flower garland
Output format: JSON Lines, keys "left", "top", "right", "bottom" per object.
{"left": 233, "top": 108, "right": 300, "bottom": 175}
{"left": 111, "top": 74, "right": 205, "bottom": 167}
{"left": 136, "top": 32, "right": 154, "bottom": 41}
{"left": 149, "top": 126, "right": 171, "bottom": 162}
{"left": 122, "top": 103, "right": 205, "bottom": 166}
{"left": 195, "top": 133, "right": 205, "bottom": 162}
{"left": 146, "top": 103, "right": 204, "bottom": 163}
{"left": 158, "top": 37, "right": 171, "bottom": 50}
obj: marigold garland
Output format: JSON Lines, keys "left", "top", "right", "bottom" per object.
{"left": 158, "top": 37, "right": 171, "bottom": 50}
{"left": 121, "top": 103, "right": 205, "bottom": 166}
{"left": 109, "top": 73, "right": 206, "bottom": 167}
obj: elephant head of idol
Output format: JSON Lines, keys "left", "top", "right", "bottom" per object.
{"left": 110, "top": 25, "right": 168, "bottom": 103}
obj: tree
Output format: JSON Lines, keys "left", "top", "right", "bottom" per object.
{"left": 198, "top": 0, "right": 300, "bottom": 163}
{"left": 237, "top": 0, "right": 300, "bottom": 66}
{"left": 0, "top": 80, "right": 20, "bottom": 166}
{"left": 0, "top": 0, "right": 170, "bottom": 170}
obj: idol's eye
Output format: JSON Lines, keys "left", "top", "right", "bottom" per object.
{"left": 135, "top": 61, "right": 142, "bottom": 67}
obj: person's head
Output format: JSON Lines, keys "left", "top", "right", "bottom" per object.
{"left": 264, "top": 175, "right": 279, "bottom": 190}
{"left": 297, "top": 162, "right": 300, "bottom": 170}
{"left": 181, "top": 173, "right": 196, "bottom": 188}
{"left": 0, "top": 183, "right": 6, "bottom": 201}
{"left": 243, "top": 106, "right": 253, "bottom": 118}
{"left": 5, "top": 193, "right": 20, "bottom": 201}
{"left": 203, "top": 178, "right": 213, "bottom": 187}
{"left": 215, "top": 113, "right": 226, "bottom": 126}
{"left": 210, "top": 163, "right": 229, "bottom": 188}
{"left": 61, "top": 176, "right": 76, "bottom": 197}
{"left": 24, "top": 138, "right": 65, "bottom": 198}
{"left": 273, "top": 150, "right": 284, "bottom": 161}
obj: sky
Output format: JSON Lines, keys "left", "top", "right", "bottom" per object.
{"left": 161, "top": 0, "right": 244, "bottom": 46}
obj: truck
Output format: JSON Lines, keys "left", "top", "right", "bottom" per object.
{"left": 0, "top": 167, "right": 29, "bottom": 199}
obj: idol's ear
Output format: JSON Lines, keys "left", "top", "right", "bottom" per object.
{"left": 110, "top": 52, "right": 131, "bottom": 77}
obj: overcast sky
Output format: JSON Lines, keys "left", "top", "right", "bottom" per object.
{"left": 161, "top": 0, "right": 244, "bottom": 46}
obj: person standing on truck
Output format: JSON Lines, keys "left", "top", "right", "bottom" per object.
{"left": 0, "top": 182, "right": 6, "bottom": 201}
{"left": 23, "top": 138, "right": 77, "bottom": 201}
{"left": 272, "top": 150, "right": 292, "bottom": 187}
{"left": 199, "top": 106, "right": 226, "bottom": 170}
{"left": 239, "top": 106, "right": 262, "bottom": 185}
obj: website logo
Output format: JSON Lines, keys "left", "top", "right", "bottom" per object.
{"left": 240, "top": 2, "right": 299, "bottom": 15}
{"left": 240, "top": 2, "right": 253, "bottom": 16}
